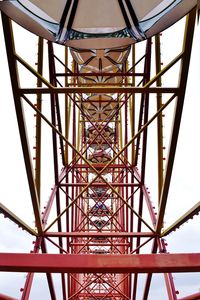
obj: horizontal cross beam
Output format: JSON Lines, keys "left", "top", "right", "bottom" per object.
{"left": 178, "top": 292, "right": 200, "bottom": 300}
{"left": 0, "top": 294, "right": 16, "bottom": 300}
{"left": 44, "top": 232, "right": 154, "bottom": 238}
{"left": 71, "top": 164, "right": 131, "bottom": 168}
{"left": 1, "top": 253, "right": 200, "bottom": 273}
{"left": 59, "top": 183, "right": 140, "bottom": 187}
{"left": 20, "top": 87, "right": 178, "bottom": 94}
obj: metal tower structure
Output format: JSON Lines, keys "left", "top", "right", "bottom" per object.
{"left": 0, "top": 4, "right": 200, "bottom": 300}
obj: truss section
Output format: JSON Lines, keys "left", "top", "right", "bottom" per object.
{"left": 0, "top": 7, "right": 200, "bottom": 300}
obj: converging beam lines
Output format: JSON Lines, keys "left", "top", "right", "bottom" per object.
{"left": 15, "top": 46, "right": 184, "bottom": 95}
{"left": 65, "top": 91, "right": 138, "bottom": 174}
{"left": 21, "top": 92, "right": 177, "bottom": 234}
{"left": 21, "top": 96, "right": 155, "bottom": 236}
{"left": 1, "top": 6, "right": 198, "bottom": 299}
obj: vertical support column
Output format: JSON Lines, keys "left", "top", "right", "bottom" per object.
{"left": 131, "top": 44, "right": 136, "bottom": 164}
{"left": 155, "top": 32, "right": 178, "bottom": 300}
{"left": 156, "top": 8, "right": 196, "bottom": 234}
{"left": 35, "top": 37, "right": 44, "bottom": 202}
{"left": 64, "top": 46, "right": 70, "bottom": 299}
{"left": 133, "top": 38, "right": 152, "bottom": 300}
{"left": 1, "top": 13, "right": 42, "bottom": 234}
{"left": 155, "top": 34, "right": 164, "bottom": 200}
{"left": 143, "top": 9, "right": 196, "bottom": 300}
{"left": 48, "top": 41, "right": 67, "bottom": 300}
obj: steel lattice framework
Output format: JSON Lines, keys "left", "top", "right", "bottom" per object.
{"left": 0, "top": 7, "right": 200, "bottom": 300}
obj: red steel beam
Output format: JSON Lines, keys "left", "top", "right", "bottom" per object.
{"left": 178, "top": 292, "right": 200, "bottom": 300}
{"left": 56, "top": 72, "right": 144, "bottom": 76}
{"left": 44, "top": 232, "right": 154, "bottom": 238}
{"left": 76, "top": 293, "right": 125, "bottom": 297}
{"left": 60, "top": 182, "right": 140, "bottom": 187}
{"left": 1, "top": 253, "right": 200, "bottom": 273}
{"left": 72, "top": 164, "right": 132, "bottom": 168}
{"left": 0, "top": 294, "right": 17, "bottom": 300}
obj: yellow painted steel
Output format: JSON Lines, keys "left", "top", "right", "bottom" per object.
{"left": 161, "top": 201, "right": 200, "bottom": 237}
{"left": 155, "top": 34, "right": 164, "bottom": 201}
{"left": 65, "top": 46, "right": 70, "bottom": 165}
{"left": 130, "top": 44, "right": 136, "bottom": 164}
{"left": 22, "top": 90, "right": 176, "bottom": 234}
{"left": 156, "top": 9, "right": 196, "bottom": 234}
{"left": 34, "top": 36, "right": 43, "bottom": 203}
{"left": 1, "top": 14, "right": 43, "bottom": 235}
{"left": 0, "top": 202, "right": 37, "bottom": 236}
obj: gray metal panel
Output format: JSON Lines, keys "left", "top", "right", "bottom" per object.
{"left": 0, "top": 0, "right": 197, "bottom": 48}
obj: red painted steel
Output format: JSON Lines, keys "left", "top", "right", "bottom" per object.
{"left": 178, "top": 292, "right": 200, "bottom": 300}
{"left": 1, "top": 253, "right": 200, "bottom": 273}
{"left": 0, "top": 295, "right": 17, "bottom": 300}
{"left": 0, "top": 9, "right": 198, "bottom": 300}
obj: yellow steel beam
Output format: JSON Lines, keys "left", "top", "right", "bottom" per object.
{"left": 155, "top": 34, "right": 164, "bottom": 201}
{"left": 15, "top": 49, "right": 183, "bottom": 94}
{"left": 20, "top": 87, "right": 178, "bottom": 94}
{"left": 161, "top": 201, "right": 200, "bottom": 237}
{"left": 1, "top": 13, "right": 43, "bottom": 234}
{"left": 0, "top": 202, "right": 37, "bottom": 236}
{"left": 22, "top": 91, "right": 176, "bottom": 234}
{"left": 156, "top": 9, "right": 196, "bottom": 234}
{"left": 65, "top": 46, "right": 69, "bottom": 165}
{"left": 130, "top": 44, "right": 136, "bottom": 164}
{"left": 22, "top": 94, "right": 159, "bottom": 233}
{"left": 34, "top": 36, "right": 44, "bottom": 202}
